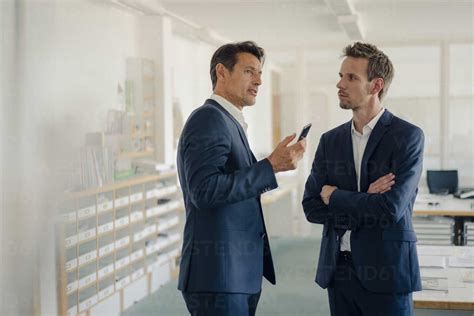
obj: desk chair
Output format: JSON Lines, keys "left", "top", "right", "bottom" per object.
{"left": 426, "top": 170, "right": 458, "bottom": 194}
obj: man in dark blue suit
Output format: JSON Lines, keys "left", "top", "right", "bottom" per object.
{"left": 177, "top": 41, "right": 306, "bottom": 315}
{"left": 303, "top": 42, "right": 424, "bottom": 316}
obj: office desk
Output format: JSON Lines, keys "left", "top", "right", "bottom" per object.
{"left": 414, "top": 245, "right": 474, "bottom": 310}
{"left": 414, "top": 194, "right": 474, "bottom": 217}
{"left": 414, "top": 194, "right": 474, "bottom": 245}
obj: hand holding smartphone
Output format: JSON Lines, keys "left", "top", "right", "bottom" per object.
{"left": 298, "top": 123, "right": 312, "bottom": 141}
{"left": 267, "top": 124, "right": 309, "bottom": 173}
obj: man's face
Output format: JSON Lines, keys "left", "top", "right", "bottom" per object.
{"left": 336, "top": 57, "right": 373, "bottom": 110}
{"left": 220, "top": 52, "right": 263, "bottom": 108}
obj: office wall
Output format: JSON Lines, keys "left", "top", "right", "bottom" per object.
{"left": 1, "top": 0, "right": 41, "bottom": 314}
{"left": 279, "top": 49, "right": 351, "bottom": 146}
{"left": 246, "top": 64, "right": 274, "bottom": 157}
{"left": 446, "top": 43, "right": 474, "bottom": 186}
{"left": 1, "top": 1, "right": 22, "bottom": 314}
{"left": 34, "top": 1, "right": 139, "bottom": 148}
{"left": 171, "top": 35, "right": 214, "bottom": 124}
{"left": 278, "top": 59, "right": 338, "bottom": 237}
{"left": 1, "top": 1, "right": 171, "bottom": 314}
{"left": 384, "top": 44, "right": 473, "bottom": 187}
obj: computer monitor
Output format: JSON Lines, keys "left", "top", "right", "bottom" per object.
{"left": 426, "top": 170, "right": 458, "bottom": 194}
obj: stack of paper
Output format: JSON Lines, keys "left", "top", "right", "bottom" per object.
{"left": 462, "top": 271, "right": 474, "bottom": 283}
{"left": 417, "top": 246, "right": 451, "bottom": 256}
{"left": 448, "top": 256, "right": 474, "bottom": 268}
{"left": 419, "top": 255, "right": 446, "bottom": 268}
{"left": 421, "top": 277, "right": 449, "bottom": 292}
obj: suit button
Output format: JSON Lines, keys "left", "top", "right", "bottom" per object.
{"left": 260, "top": 232, "right": 266, "bottom": 239}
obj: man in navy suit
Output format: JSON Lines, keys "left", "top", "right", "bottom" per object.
{"left": 177, "top": 41, "right": 306, "bottom": 315}
{"left": 303, "top": 42, "right": 424, "bottom": 316}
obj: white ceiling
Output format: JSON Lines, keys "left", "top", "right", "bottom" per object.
{"left": 160, "top": 0, "right": 473, "bottom": 64}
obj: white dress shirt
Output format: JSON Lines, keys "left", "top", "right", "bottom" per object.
{"left": 340, "top": 108, "right": 385, "bottom": 252}
{"left": 210, "top": 94, "right": 248, "bottom": 136}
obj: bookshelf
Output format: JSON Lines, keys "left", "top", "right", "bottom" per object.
{"left": 57, "top": 172, "right": 183, "bottom": 316}
{"left": 57, "top": 58, "right": 182, "bottom": 316}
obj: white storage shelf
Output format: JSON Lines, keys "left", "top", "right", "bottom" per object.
{"left": 63, "top": 203, "right": 179, "bottom": 252}
{"left": 465, "top": 222, "right": 474, "bottom": 245}
{"left": 64, "top": 234, "right": 182, "bottom": 309}
{"left": 58, "top": 172, "right": 183, "bottom": 316}
{"left": 413, "top": 217, "right": 454, "bottom": 245}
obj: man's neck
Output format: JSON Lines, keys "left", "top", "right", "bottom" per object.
{"left": 213, "top": 90, "right": 243, "bottom": 111}
{"left": 352, "top": 100, "right": 382, "bottom": 133}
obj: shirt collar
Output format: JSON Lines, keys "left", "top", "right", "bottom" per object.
{"left": 351, "top": 108, "right": 385, "bottom": 135}
{"left": 210, "top": 93, "right": 247, "bottom": 132}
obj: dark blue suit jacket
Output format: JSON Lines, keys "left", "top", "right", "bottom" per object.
{"left": 302, "top": 110, "right": 423, "bottom": 294}
{"left": 177, "top": 99, "right": 277, "bottom": 294}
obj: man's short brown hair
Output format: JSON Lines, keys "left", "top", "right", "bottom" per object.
{"left": 343, "top": 42, "right": 394, "bottom": 100}
{"left": 210, "top": 41, "right": 265, "bottom": 90}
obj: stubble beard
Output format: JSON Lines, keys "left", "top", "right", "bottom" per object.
{"left": 339, "top": 102, "right": 352, "bottom": 110}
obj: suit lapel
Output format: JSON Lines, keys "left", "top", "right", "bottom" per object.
{"left": 207, "top": 99, "right": 254, "bottom": 165}
{"left": 342, "top": 122, "right": 358, "bottom": 191}
{"left": 359, "top": 110, "right": 393, "bottom": 191}
{"left": 237, "top": 127, "right": 256, "bottom": 164}
{"left": 250, "top": 151, "right": 257, "bottom": 164}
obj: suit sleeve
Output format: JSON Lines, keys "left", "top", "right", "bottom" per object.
{"left": 328, "top": 127, "right": 424, "bottom": 226}
{"left": 302, "top": 135, "right": 334, "bottom": 224}
{"left": 181, "top": 108, "right": 278, "bottom": 210}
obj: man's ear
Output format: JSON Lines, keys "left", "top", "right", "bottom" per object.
{"left": 216, "top": 63, "right": 227, "bottom": 82}
{"left": 371, "top": 78, "right": 384, "bottom": 96}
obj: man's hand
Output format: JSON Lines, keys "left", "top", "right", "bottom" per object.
{"left": 267, "top": 134, "right": 306, "bottom": 173}
{"left": 320, "top": 185, "right": 337, "bottom": 205}
{"left": 367, "top": 173, "right": 395, "bottom": 194}
{"left": 319, "top": 173, "right": 395, "bottom": 206}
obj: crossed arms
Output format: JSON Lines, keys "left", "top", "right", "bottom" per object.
{"left": 302, "top": 128, "right": 424, "bottom": 229}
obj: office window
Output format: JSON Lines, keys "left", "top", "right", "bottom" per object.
{"left": 382, "top": 46, "right": 441, "bottom": 173}
{"left": 448, "top": 44, "right": 474, "bottom": 186}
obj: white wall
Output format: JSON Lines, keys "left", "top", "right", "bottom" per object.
{"left": 24, "top": 1, "right": 143, "bottom": 312}
{"left": 172, "top": 35, "right": 214, "bottom": 120}
{"left": 46, "top": 3, "right": 137, "bottom": 146}
{"left": 1, "top": 1, "right": 173, "bottom": 314}
{"left": 246, "top": 63, "right": 274, "bottom": 157}
{"left": 383, "top": 46, "right": 440, "bottom": 98}
{"left": 1, "top": 1, "right": 23, "bottom": 314}
{"left": 1, "top": 0, "right": 44, "bottom": 314}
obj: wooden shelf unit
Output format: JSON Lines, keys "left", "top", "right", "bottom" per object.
{"left": 57, "top": 171, "right": 183, "bottom": 316}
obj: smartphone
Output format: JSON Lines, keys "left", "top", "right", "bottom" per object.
{"left": 298, "top": 123, "right": 312, "bottom": 141}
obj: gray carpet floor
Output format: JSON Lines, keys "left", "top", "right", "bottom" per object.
{"left": 123, "top": 237, "right": 473, "bottom": 316}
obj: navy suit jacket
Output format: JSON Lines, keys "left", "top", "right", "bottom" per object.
{"left": 177, "top": 99, "right": 277, "bottom": 294}
{"left": 302, "top": 110, "right": 424, "bottom": 294}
